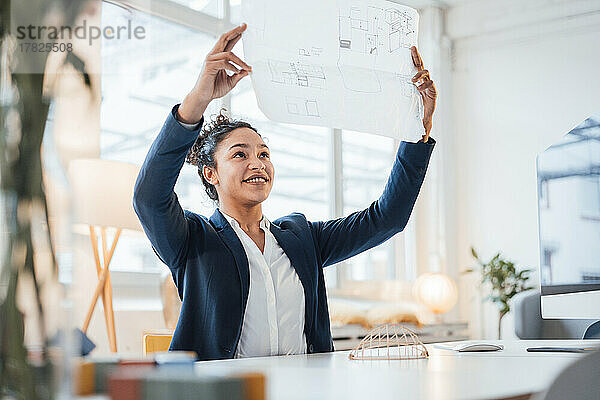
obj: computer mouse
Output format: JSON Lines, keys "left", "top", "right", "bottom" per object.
{"left": 454, "top": 343, "right": 504, "bottom": 352}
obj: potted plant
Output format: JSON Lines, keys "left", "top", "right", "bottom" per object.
{"left": 465, "top": 247, "right": 534, "bottom": 339}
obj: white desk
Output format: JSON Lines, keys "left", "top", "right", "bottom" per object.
{"left": 195, "top": 340, "right": 599, "bottom": 400}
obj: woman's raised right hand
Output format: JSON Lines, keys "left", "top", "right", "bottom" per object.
{"left": 178, "top": 23, "right": 252, "bottom": 124}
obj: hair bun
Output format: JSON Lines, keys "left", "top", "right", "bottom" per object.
{"left": 203, "top": 108, "right": 231, "bottom": 135}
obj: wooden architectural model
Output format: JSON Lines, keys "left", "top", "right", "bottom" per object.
{"left": 349, "top": 324, "right": 429, "bottom": 360}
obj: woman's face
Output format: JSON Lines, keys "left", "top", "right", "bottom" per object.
{"left": 204, "top": 127, "right": 274, "bottom": 207}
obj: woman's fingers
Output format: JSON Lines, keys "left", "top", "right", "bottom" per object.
{"left": 210, "top": 23, "right": 247, "bottom": 55}
{"left": 409, "top": 47, "right": 435, "bottom": 94}
{"left": 416, "top": 79, "right": 434, "bottom": 92}
{"left": 411, "top": 46, "right": 424, "bottom": 71}
{"left": 208, "top": 51, "right": 251, "bottom": 71}
{"left": 412, "top": 69, "right": 429, "bottom": 84}
{"left": 207, "top": 59, "right": 241, "bottom": 74}
{"left": 409, "top": 46, "right": 437, "bottom": 136}
{"left": 182, "top": 24, "right": 250, "bottom": 119}
{"left": 224, "top": 32, "right": 243, "bottom": 52}
{"left": 228, "top": 70, "right": 249, "bottom": 88}
{"left": 226, "top": 51, "right": 251, "bottom": 71}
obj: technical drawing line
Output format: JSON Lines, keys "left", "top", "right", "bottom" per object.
{"left": 268, "top": 59, "right": 327, "bottom": 89}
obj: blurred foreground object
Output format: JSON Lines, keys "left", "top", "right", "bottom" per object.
{"left": 72, "top": 352, "right": 266, "bottom": 400}
{"left": 0, "top": 0, "right": 96, "bottom": 398}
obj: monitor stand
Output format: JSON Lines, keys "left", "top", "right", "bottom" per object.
{"left": 525, "top": 320, "right": 600, "bottom": 353}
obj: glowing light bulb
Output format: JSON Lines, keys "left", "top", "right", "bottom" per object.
{"left": 413, "top": 273, "right": 458, "bottom": 314}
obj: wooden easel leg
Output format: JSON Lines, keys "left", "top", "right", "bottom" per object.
{"left": 84, "top": 226, "right": 121, "bottom": 353}
{"left": 82, "top": 266, "right": 109, "bottom": 333}
{"left": 87, "top": 226, "right": 111, "bottom": 341}
{"left": 101, "top": 227, "right": 119, "bottom": 353}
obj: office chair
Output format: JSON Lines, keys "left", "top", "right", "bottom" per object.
{"left": 536, "top": 349, "right": 600, "bottom": 400}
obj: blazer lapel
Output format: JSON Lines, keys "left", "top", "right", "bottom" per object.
{"left": 269, "top": 222, "right": 315, "bottom": 335}
{"left": 209, "top": 209, "right": 250, "bottom": 306}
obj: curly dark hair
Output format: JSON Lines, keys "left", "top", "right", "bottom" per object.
{"left": 185, "top": 108, "right": 260, "bottom": 201}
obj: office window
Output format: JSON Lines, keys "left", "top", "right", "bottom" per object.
{"left": 339, "top": 129, "right": 400, "bottom": 282}
{"left": 100, "top": 3, "right": 219, "bottom": 272}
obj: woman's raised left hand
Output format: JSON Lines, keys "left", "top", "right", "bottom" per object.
{"left": 410, "top": 46, "right": 437, "bottom": 141}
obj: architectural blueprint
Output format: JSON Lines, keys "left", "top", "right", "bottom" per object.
{"left": 242, "top": 0, "right": 424, "bottom": 140}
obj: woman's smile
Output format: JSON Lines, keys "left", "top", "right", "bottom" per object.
{"left": 242, "top": 174, "right": 270, "bottom": 184}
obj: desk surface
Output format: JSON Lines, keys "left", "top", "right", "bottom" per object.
{"left": 195, "top": 340, "right": 599, "bottom": 400}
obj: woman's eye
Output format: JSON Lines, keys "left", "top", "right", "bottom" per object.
{"left": 233, "top": 152, "right": 245, "bottom": 158}
{"left": 260, "top": 152, "right": 270, "bottom": 158}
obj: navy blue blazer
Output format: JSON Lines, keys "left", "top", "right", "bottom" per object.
{"left": 133, "top": 105, "right": 435, "bottom": 361}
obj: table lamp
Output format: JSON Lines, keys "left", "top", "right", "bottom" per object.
{"left": 413, "top": 272, "right": 458, "bottom": 322}
{"left": 69, "top": 158, "right": 142, "bottom": 352}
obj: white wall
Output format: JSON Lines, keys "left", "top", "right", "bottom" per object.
{"left": 444, "top": 0, "right": 600, "bottom": 338}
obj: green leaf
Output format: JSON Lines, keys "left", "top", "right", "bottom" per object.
{"left": 471, "top": 249, "right": 536, "bottom": 310}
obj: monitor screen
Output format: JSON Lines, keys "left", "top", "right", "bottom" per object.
{"left": 537, "top": 114, "right": 600, "bottom": 319}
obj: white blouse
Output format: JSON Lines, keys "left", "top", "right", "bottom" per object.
{"left": 221, "top": 212, "right": 307, "bottom": 358}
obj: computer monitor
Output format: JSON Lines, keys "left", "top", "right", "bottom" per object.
{"left": 537, "top": 113, "right": 600, "bottom": 319}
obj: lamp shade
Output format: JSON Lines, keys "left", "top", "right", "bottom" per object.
{"left": 413, "top": 273, "right": 458, "bottom": 314}
{"left": 68, "top": 159, "right": 142, "bottom": 232}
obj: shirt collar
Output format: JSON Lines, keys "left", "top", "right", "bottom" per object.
{"left": 220, "top": 209, "right": 270, "bottom": 231}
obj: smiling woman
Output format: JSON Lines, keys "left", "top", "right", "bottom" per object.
{"left": 132, "top": 23, "right": 436, "bottom": 361}
{"left": 185, "top": 111, "right": 268, "bottom": 203}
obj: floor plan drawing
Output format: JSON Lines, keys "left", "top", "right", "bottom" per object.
{"left": 338, "top": 4, "right": 416, "bottom": 55}
{"left": 395, "top": 73, "right": 416, "bottom": 97}
{"left": 298, "top": 47, "right": 324, "bottom": 57}
{"left": 242, "top": 0, "right": 423, "bottom": 140}
{"left": 386, "top": 8, "right": 415, "bottom": 51}
{"left": 285, "top": 96, "right": 320, "bottom": 117}
{"left": 268, "top": 60, "right": 327, "bottom": 89}
{"left": 339, "top": 6, "right": 381, "bottom": 55}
